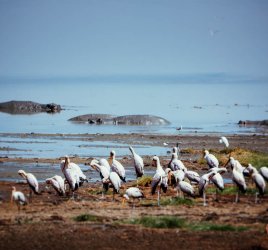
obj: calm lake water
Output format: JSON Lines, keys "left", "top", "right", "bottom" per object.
{"left": 0, "top": 79, "right": 268, "bottom": 159}
{"left": 0, "top": 79, "right": 267, "bottom": 181}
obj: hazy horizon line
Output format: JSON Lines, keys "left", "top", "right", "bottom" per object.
{"left": 0, "top": 72, "right": 268, "bottom": 84}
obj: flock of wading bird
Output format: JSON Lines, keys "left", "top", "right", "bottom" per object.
{"left": 11, "top": 136, "right": 268, "bottom": 210}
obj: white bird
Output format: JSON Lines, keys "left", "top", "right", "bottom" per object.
{"left": 247, "top": 164, "right": 266, "bottom": 203}
{"left": 165, "top": 168, "right": 184, "bottom": 197}
{"left": 151, "top": 156, "right": 168, "bottom": 206}
{"left": 204, "top": 150, "right": 219, "bottom": 169}
{"left": 90, "top": 159, "right": 110, "bottom": 194}
{"left": 108, "top": 151, "right": 126, "bottom": 182}
{"left": 60, "top": 157, "right": 80, "bottom": 198}
{"left": 129, "top": 146, "right": 144, "bottom": 178}
{"left": 177, "top": 180, "right": 195, "bottom": 198}
{"left": 209, "top": 167, "right": 227, "bottom": 200}
{"left": 46, "top": 175, "right": 65, "bottom": 196}
{"left": 224, "top": 157, "right": 249, "bottom": 177}
{"left": 228, "top": 159, "right": 247, "bottom": 203}
{"left": 11, "top": 186, "right": 27, "bottom": 211}
{"left": 185, "top": 170, "right": 200, "bottom": 183}
{"left": 122, "top": 187, "right": 145, "bottom": 206}
{"left": 198, "top": 171, "right": 216, "bottom": 206}
{"left": 60, "top": 156, "right": 88, "bottom": 186}
{"left": 259, "top": 166, "right": 268, "bottom": 182}
{"left": 172, "top": 144, "right": 180, "bottom": 156}
{"left": 18, "top": 170, "right": 39, "bottom": 202}
{"left": 102, "top": 172, "right": 121, "bottom": 200}
{"left": 169, "top": 153, "right": 186, "bottom": 172}
{"left": 98, "top": 158, "right": 111, "bottom": 173}
{"left": 90, "top": 159, "right": 110, "bottom": 180}
{"left": 219, "top": 136, "right": 229, "bottom": 148}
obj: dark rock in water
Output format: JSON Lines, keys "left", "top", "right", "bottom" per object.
{"left": 238, "top": 120, "right": 268, "bottom": 126}
{"left": 69, "top": 114, "right": 170, "bottom": 126}
{"left": 0, "top": 101, "right": 61, "bottom": 114}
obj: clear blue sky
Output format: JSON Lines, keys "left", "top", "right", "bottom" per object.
{"left": 0, "top": 0, "right": 268, "bottom": 78}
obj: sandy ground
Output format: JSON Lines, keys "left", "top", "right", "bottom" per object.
{"left": 0, "top": 133, "right": 268, "bottom": 249}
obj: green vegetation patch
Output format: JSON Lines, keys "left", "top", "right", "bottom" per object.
{"left": 74, "top": 214, "right": 100, "bottom": 222}
{"left": 161, "top": 197, "right": 195, "bottom": 206}
{"left": 125, "top": 215, "right": 249, "bottom": 231}
{"left": 189, "top": 222, "right": 249, "bottom": 232}
{"left": 128, "top": 216, "right": 186, "bottom": 229}
{"left": 199, "top": 148, "right": 268, "bottom": 169}
{"left": 137, "top": 175, "right": 152, "bottom": 187}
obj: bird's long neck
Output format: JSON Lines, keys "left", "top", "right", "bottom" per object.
{"left": 129, "top": 147, "right": 135, "bottom": 155}
{"left": 156, "top": 159, "right": 163, "bottom": 172}
{"left": 63, "top": 158, "right": 69, "bottom": 170}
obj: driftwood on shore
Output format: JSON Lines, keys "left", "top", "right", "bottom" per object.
{"left": 0, "top": 101, "right": 61, "bottom": 114}
{"left": 69, "top": 114, "right": 170, "bottom": 125}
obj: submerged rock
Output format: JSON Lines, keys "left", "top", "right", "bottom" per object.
{"left": 0, "top": 101, "right": 61, "bottom": 114}
{"left": 69, "top": 114, "right": 170, "bottom": 126}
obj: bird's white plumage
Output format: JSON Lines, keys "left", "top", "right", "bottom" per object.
{"left": 169, "top": 153, "right": 186, "bottom": 171}
{"left": 178, "top": 181, "right": 195, "bottom": 197}
{"left": 61, "top": 158, "right": 79, "bottom": 191}
{"left": 204, "top": 150, "right": 219, "bottom": 168}
{"left": 46, "top": 175, "right": 65, "bottom": 195}
{"left": 18, "top": 170, "right": 39, "bottom": 194}
{"left": 209, "top": 167, "right": 227, "bottom": 190}
{"left": 129, "top": 146, "right": 144, "bottom": 178}
{"left": 151, "top": 156, "right": 168, "bottom": 194}
{"left": 185, "top": 170, "right": 200, "bottom": 183}
{"left": 90, "top": 159, "right": 110, "bottom": 180}
{"left": 247, "top": 164, "right": 266, "bottom": 195}
{"left": 259, "top": 166, "right": 268, "bottom": 182}
{"left": 99, "top": 158, "right": 111, "bottom": 172}
{"left": 108, "top": 172, "right": 121, "bottom": 193}
{"left": 109, "top": 151, "right": 126, "bottom": 182}
{"left": 124, "top": 187, "right": 144, "bottom": 200}
{"left": 11, "top": 187, "right": 27, "bottom": 206}
{"left": 219, "top": 136, "right": 229, "bottom": 147}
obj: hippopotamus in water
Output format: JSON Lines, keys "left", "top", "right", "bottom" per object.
{"left": 0, "top": 101, "right": 61, "bottom": 114}
{"left": 69, "top": 114, "right": 170, "bottom": 126}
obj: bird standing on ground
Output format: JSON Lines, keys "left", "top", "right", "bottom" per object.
{"left": 219, "top": 136, "right": 229, "bottom": 148}
{"left": 209, "top": 167, "right": 227, "bottom": 201}
{"left": 108, "top": 150, "right": 126, "bottom": 182}
{"left": 151, "top": 156, "right": 168, "bottom": 206}
{"left": 90, "top": 159, "right": 110, "bottom": 194}
{"left": 60, "top": 156, "right": 80, "bottom": 198}
{"left": 18, "top": 170, "right": 39, "bottom": 202}
{"left": 224, "top": 157, "right": 249, "bottom": 177}
{"left": 11, "top": 186, "right": 27, "bottom": 211}
{"left": 122, "top": 187, "right": 145, "bottom": 206}
{"left": 246, "top": 164, "right": 266, "bottom": 203}
{"left": 228, "top": 159, "right": 247, "bottom": 203}
{"left": 169, "top": 153, "right": 186, "bottom": 172}
{"left": 204, "top": 150, "right": 219, "bottom": 169}
{"left": 46, "top": 175, "right": 65, "bottom": 196}
{"left": 129, "top": 146, "right": 144, "bottom": 178}
{"left": 199, "top": 171, "right": 216, "bottom": 206}
{"left": 60, "top": 156, "right": 88, "bottom": 186}
{"left": 102, "top": 172, "right": 121, "bottom": 201}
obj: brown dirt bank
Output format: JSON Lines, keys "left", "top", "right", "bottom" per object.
{"left": 0, "top": 181, "right": 268, "bottom": 250}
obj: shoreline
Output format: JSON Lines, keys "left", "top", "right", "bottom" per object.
{"left": 1, "top": 132, "right": 268, "bottom": 249}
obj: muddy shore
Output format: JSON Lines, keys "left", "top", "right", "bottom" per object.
{"left": 0, "top": 133, "right": 268, "bottom": 249}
